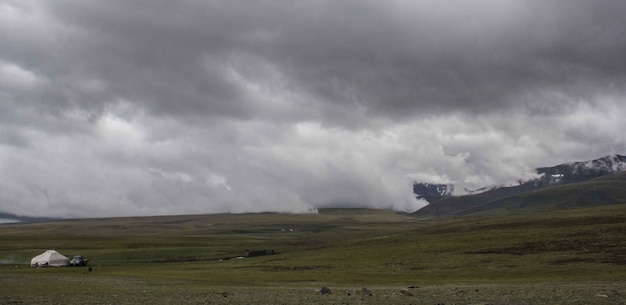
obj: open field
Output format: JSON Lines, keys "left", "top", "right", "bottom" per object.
{"left": 1, "top": 206, "right": 625, "bottom": 304}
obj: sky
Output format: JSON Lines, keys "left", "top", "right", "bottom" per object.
{"left": 1, "top": 0, "right": 625, "bottom": 218}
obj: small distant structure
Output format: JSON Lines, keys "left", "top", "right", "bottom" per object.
{"left": 218, "top": 249, "right": 278, "bottom": 261}
{"left": 30, "top": 250, "right": 70, "bottom": 267}
{"left": 245, "top": 249, "right": 276, "bottom": 257}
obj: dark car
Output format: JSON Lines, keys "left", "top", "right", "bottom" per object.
{"left": 69, "top": 255, "right": 89, "bottom": 266}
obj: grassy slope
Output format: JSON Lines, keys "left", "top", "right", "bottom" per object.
{"left": 1, "top": 206, "right": 625, "bottom": 303}
{"left": 463, "top": 171, "right": 626, "bottom": 216}
{"left": 417, "top": 171, "right": 626, "bottom": 217}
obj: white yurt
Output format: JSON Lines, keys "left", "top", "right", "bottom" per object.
{"left": 30, "top": 250, "right": 70, "bottom": 267}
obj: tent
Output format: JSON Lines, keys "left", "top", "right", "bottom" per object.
{"left": 30, "top": 250, "right": 70, "bottom": 267}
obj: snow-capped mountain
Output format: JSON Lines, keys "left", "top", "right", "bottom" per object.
{"left": 413, "top": 154, "right": 626, "bottom": 217}
{"left": 530, "top": 154, "right": 626, "bottom": 188}
{"left": 413, "top": 183, "right": 454, "bottom": 202}
{"left": 414, "top": 154, "right": 626, "bottom": 203}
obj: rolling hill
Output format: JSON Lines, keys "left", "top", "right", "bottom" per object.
{"left": 414, "top": 171, "right": 626, "bottom": 217}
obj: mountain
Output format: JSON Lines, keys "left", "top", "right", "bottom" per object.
{"left": 414, "top": 154, "right": 626, "bottom": 217}
{"left": 413, "top": 183, "right": 454, "bottom": 202}
{"left": 0, "top": 212, "right": 56, "bottom": 223}
{"left": 530, "top": 154, "right": 626, "bottom": 187}
{"left": 457, "top": 171, "right": 626, "bottom": 216}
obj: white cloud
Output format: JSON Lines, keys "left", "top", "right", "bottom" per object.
{"left": 0, "top": 0, "right": 625, "bottom": 218}
{"left": 0, "top": 60, "right": 42, "bottom": 89}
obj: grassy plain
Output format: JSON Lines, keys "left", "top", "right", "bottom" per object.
{"left": 1, "top": 206, "right": 625, "bottom": 304}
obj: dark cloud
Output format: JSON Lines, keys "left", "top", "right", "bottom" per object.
{"left": 0, "top": 0, "right": 625, "bottom": 218}
{"left": 11, "top": 0, "right": 624, "bottom": 122}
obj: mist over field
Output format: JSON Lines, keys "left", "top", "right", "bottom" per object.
{"left": 1, "top": 0, "right": 626, "bottom": 218}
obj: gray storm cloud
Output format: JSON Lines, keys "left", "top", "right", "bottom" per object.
{"left": 1, "top": 0, "right": 625, "bottom": 218}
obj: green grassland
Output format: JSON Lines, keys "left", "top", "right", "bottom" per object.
{"left": 464, "top": 171, "right": 626, "bottom": 217}
{"left": 1, "top": 206, "right": 625, "bottom": 304}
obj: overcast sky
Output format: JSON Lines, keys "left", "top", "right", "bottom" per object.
{"left": 1, "top": 0, "right": 625, "bottom": 218}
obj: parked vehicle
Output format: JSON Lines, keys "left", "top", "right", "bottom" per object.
{"left": 69, "top": 255, "right": 89, "bottom": 266}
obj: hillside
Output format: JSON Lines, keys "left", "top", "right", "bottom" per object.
{"left": 413, "top": 154, "right": 626, "bottom": 207}
{"left": 461, "top": 171, "right": 626, "bottom": 216}
{"left": 414, "top": 171, "right": 626, "bottom": 217}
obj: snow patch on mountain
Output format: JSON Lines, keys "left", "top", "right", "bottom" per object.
{"left": 414, "top": 154, "right": 626, "bottom": 202}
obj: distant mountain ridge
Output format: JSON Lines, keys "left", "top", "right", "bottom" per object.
{"left": 0, "top": 212, "right": 56, "bottom": 224}
{"left": 532, "top": 154, "right": 626, "bottom": 186}
{"left": 413, "top": 154, "right": 626, "bottom": 217}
